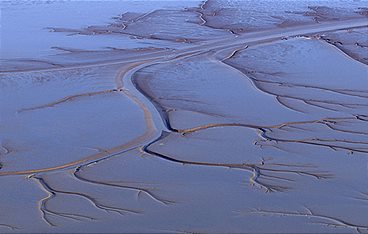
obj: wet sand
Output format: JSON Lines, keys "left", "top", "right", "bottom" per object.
{"left": 0, "top": 0, "right": 368, "bottom": 233}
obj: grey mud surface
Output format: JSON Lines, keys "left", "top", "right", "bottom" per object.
{"left": 0, "top": 0, "right": 368, "bottom": 233}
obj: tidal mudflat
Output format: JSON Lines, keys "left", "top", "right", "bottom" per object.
{"left": 0, "top": 0, "right": 368, "bottom": 233}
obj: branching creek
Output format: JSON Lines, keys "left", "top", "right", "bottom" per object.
{"left": 0, "top": 1, "right": 367, "bottom": 232}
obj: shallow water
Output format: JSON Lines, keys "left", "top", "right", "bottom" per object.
{"left": 0, "top": 0, "right": 368, "bottom": 233}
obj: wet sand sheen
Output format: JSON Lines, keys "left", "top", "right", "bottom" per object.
{"left": 3, "top": 18, "right": 366, "bottom": 176}
{"left": 0, "top": 0, "right": 367, "bottom": 232}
